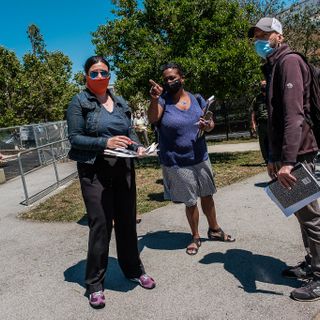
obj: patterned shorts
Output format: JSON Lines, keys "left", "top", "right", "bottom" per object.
{"left": 162, "top": 158, "right": 217, "bottom": 207}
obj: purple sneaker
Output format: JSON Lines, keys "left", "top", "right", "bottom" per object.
{"left": 130, "top": 274, "right": 156, "bottom": 289}
{"left": 89, "top": 290, "right": 105, "bottom": 309}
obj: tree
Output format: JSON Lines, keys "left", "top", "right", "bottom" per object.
{"left": 281, "top": 2, "right": 320, "bottom": 65}
{"left": 0, "top": 25, "right": 80, "bottom": 128}
{"left": 128, "top": 91, "right": 148, "bottom": 112}
{"left": 21, "top": 24, "right": 79, "bottom": 123}
{"left": 27, "top": 24, "right": 47, "bottom": 59}
{"left": 92, "top": 0, "right": 262, "bottom": 103}
{"left": 0, "top": 47, "right": 26, "bottom": 127}
{"left": 238, "top": 0, "right": 288, "bottom": 23}
{"left": 73, "top": 71, "right": 86, "bottom": 88}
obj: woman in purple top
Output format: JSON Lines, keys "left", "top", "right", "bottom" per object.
{"left": 148, "top": 63, "right": 235, "bottom": 255}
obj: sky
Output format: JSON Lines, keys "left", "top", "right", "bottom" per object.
{"left": 0, "top": 0, "right": 116, "bottom": 76}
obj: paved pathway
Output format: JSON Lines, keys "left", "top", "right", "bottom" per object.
{"left": 207, "top": 141, "right": 260, "bottom": 153}
{"left": 0, "top": 143, "right": 320, "bottom": 320}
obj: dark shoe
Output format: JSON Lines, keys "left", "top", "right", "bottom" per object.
{"left": 282, "top": 261, "right": 313, "bottom": 279}
{"left": 207, "top": 228, "right": 235, "bottom": 242}
{"left": 130, "top": 274, "right": 156, "bottom": 289}
{"left": 89, "top": 290, "right": 105, "bottom": 309}
{"left": 291, "top": 278, "right": 320, "bottom": 302}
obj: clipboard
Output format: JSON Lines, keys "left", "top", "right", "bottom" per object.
{"left": 265, "top": 162, "right": 320, "bottom": 217}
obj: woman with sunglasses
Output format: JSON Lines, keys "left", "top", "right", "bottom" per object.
{"left": 67, "top": 56, "right": 155, "bottom": 309}
{"left": 148, "top": 62, "right": 235, "bottom": 256}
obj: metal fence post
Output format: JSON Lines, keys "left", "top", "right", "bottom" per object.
{"left": 50, "top": 142, "right": 60, "bottom": 186}
{"left": 17, "top": 152, "right": 30, "bottom": 206}
{"left": 32, "top": 125, "right": 43, "bottom": 166}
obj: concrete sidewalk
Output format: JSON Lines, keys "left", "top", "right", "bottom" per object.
{"left": 207, "top": 141, "right": 260, "bottom": 153}
{"left": 0, "top": 160, "right": 77, "bottom": 215}
{"left": 0, "top": 143, "right": 320, "bottom": 320}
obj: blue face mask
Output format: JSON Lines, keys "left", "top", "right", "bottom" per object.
{"left": 254, "top": 40, "right": 275, "bottom": 59}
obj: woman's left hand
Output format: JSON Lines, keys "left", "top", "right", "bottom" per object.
{"left": 137, "top": 147, "right": 147, "bottom": 157}
{"left": 199, "top": 117, "right": 215, "bottom": 132}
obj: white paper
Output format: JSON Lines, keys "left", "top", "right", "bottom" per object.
{"left": 265, "top": 186, "right": 320, "bottom": 217}
{"left": 264, "top": 163, "right": 320, "bottom": 217}
{"left": 104, "top": 142, "right": 158, "bottom": 158}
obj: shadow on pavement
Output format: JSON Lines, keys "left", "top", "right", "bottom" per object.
{"left": 64, "top": 257, "right": 137, "bottom": 293}
{"left": 2, "top": 151, "right": 40, "bottom": 181}
{"left": 147, "top": 192, "right": 167, "bottom": 202}
{"left": 155, "top": 178, "right": 164, "bottom": 185}
{"left": 138, "top": 230, "right": 190, "bottom": 251}
{"left": 199, "top": 249, "right": 301, "bottom": 295}
{"left": 77, "top": 214, "right": 88, "bottom": 226}
{"left": 254, "top": 182, "right": 269, "bottom": 188}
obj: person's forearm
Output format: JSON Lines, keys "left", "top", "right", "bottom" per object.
{"left": 148, "top": 98, "right": 162, "bottom": 124}
{"left": 251, "top": 112, "right": 256, "bottom": 128}
{"left": 69, "top": 134, "right": 107, "bottom": 151}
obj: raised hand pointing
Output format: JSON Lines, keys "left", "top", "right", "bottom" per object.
{"left": 149, "top": 79, "right": 163, "bottom": 99}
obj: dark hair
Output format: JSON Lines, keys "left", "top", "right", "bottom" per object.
{"left": 84, "top": 56, "right": 110, "bottom": 74}
{"left": 160, "top": 62, "right": 184, "bottom": 77}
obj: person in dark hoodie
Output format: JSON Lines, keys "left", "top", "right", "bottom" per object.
{"left": 249, "top": 17, "right": 320, "bottom": 302}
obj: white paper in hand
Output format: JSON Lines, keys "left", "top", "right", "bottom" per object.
{"left": 103, "top": 142, "right": 159, "bottom": 158}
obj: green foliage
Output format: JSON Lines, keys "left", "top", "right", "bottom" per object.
{"left": 282, "top": 3, "right": 320, "bottom": 65}
{"left": 73, "top": 71, "right": 86, "bottom": 87}
{"left": 128, "top": 91, "right": 148, "bottom": 111}
{"left": 0, "top": 25, "right": 80, "bottom": 127}
{"left": 238, "top": 0, "right": 287, "bottom": 23}
{"left": 22, "top": 50, "right": 78, "bottom": 123}
{"left": 92, "top": 0, "right": 262, "bottom": 102}
{"left": 0, "top": 46, "right": 26, "bottom": 127}
{"left": 20, "top": 26, "right": 79, "bottom": 123}
{"left": 27, "top": 24, "right": 47, "bottom": 59}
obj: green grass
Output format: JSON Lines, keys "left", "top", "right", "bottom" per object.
{"left": 19, "top": 151, "right": 265, "bottom": 222}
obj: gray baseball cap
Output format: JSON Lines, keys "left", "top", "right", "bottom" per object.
{"left": 248, "top": 17, "right": 283, "bottom": 38}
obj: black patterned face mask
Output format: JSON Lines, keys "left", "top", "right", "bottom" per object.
{"left": 164, "top": 80, "right": 183, "bottom": 94}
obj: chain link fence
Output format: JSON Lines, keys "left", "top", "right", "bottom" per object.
{"left": 0, "top": 121, "right": 71, "bottom": 181}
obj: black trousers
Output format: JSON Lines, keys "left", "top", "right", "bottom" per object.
{"left": 77, "top": 157, "right": 145, "bottom": 294}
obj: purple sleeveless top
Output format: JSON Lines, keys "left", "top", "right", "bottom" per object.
{"left": 157, "top": 92, "right": 208, "bottom": 167}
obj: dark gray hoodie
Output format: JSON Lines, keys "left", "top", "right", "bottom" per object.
{"left": 263, "top": 44, "right": 318, "bottom": 163}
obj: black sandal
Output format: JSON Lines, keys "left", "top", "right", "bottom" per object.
{"left": 186, "top": 237, "right": 201, "bottom": 255}
{"left": 208, "top": 227, "right": 235, "bottom": 242}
